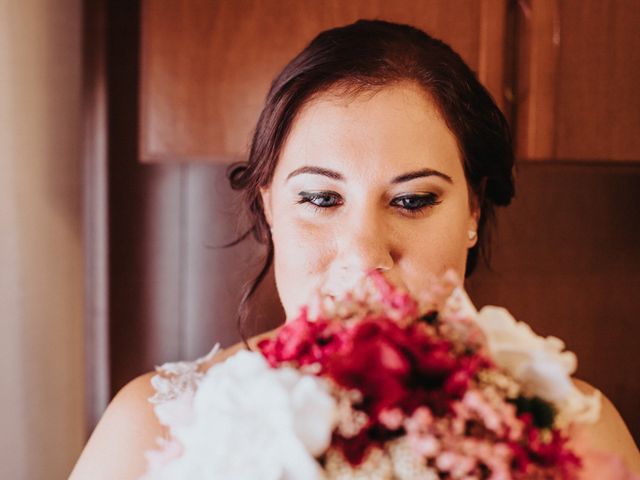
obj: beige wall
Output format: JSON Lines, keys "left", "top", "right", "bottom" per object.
{"left": 0, "top": 1, "right": 85, "bottom": 478}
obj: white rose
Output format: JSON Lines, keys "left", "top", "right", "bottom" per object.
{"left": 476, "top": 306, "right": 600, "bottom": 425}
{"left": 145, "top": 351, "right": 337, "bottom": 480}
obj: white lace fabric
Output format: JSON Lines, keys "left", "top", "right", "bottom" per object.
{"left": 148, "top": 343, "right": 222, "bottom": 405}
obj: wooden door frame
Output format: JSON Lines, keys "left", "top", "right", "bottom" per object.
{"left": 82, "top": 0, "right": 110, "bottom": 435}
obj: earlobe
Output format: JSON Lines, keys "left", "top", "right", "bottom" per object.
{"left": 467, "top": 229, "right": 478, "bottom": 247}
{"left": 469, "top": 181, "right": 485, "bottom": 247}
{"left": 468, "top": 207, "right": 480, "bottom": 248}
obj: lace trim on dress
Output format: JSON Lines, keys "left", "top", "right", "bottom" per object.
{"left": 148, "top": 343, "right": 222, "bottom": 404}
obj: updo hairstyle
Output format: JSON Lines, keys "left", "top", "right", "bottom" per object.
{"left": 228, "top": 19, "right": 516, "bottom": 335}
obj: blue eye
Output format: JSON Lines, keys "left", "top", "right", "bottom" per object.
{"left": 297, "top": 191, "right": 343, "bottom": 210}
{"left": 391, "top": 194, "right": 441, "bottom": 214}
{"left": 296, "top": 191, "right": 441, "bottom": 216}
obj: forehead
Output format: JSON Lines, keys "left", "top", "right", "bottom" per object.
{"left": 275, "top": 81, "right": 464, "bottom": 183}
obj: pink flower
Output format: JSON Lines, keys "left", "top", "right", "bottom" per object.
{"left": 368, "top": 270, "right": 419, "bottom": 324}
{"left": 378, "top": 408, "right": 404, "bottom": 430}
{"left": 435, "top": 450, "right": 477, "bottom": 477}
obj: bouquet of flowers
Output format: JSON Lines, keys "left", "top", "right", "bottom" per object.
{"left": 141, "top": 271, "right": 634, "bottom": 479}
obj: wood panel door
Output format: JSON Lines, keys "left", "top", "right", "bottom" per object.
{"left": 514, "top": 0, "right": 640, "bottom": 161}
{"left": 139, "top": 0, "right": 510, "bottom": 163}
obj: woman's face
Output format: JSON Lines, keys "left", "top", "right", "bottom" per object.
{"left": 260, "top": 81, "right": 479, "bottom": 320}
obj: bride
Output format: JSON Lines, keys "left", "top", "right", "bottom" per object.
{"left": 70, "top": 20, "right": 640, "bottom": 478}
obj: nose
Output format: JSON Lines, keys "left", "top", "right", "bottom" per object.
{"left": 333, "top": 207, "right": 394, "bottom": 277}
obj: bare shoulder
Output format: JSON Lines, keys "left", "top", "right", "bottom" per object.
{"left": 69, "top": 372, "right": 164, "bottom": 480}
{"left": 573, "top": 378, "right": 640, "bottom": 474}
{"left": 70, "top": 329, "right": 281, "bottom": 479}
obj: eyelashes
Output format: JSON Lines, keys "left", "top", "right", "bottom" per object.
{"left": 296, "top": 191, "right": 442, "bottom": 217}
{"left": 296, "top": 191, "right": 343, "bottom": 209}
{"left": 390, "top": 194, "right": 442, "bottom": 212}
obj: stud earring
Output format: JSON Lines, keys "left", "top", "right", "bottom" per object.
{"left": 468, "top": 230, "right": 477, "bottom": 241}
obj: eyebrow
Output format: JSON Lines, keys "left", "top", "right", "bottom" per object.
{"left": 391, "top": 168, "right": 453, "bottom": 184}
{"left": 286, "top": 166, "right": 344, "bottom": 181}
{"left": 285, "top": 166, "right": 453, "bottom": 184}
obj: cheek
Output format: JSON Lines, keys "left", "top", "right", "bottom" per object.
{"left": 400, "top": 231, "right": 466, "bottom": 276}
{"left": 272, "top": 216, "right": 336, "bottom": 317}
{"left": 396, "top": 208, "right": 471, "bottom": 290}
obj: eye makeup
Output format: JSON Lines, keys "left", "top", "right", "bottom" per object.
{"left": 295, "top": 190, "right": 442, "bottom": 217}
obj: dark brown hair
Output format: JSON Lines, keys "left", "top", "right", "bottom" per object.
{"left": 228, "top": 19, "right": 515, "bottom": 340}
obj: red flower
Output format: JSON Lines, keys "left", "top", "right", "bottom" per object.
{"left": 327, "top": 319, "right": 411, "bottom": 418}
{"left": 258, "top": 272, "right": 491, "bottom": 468}
{"left": 258, "top": 308, "right": 347, "bottom": 371}
{"left": 327, "top": 317, "right": 485, "bottom": 418}
{"left": 511, "top": 414, "right": 582, "bottom": 478}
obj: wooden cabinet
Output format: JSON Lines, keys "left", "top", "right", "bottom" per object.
{"left": 515, "top": 0, "right": 640, "bottom": 161}
{"left": 139, "top": 0, "right": 509, "bottom": 162}
{"left": 140, "top": 0, "right": 640, "bottom": 163}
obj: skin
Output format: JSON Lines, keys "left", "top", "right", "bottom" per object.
{"left": 260, "top": 81, "right": 479, "bottom": 320}
{"left": 70, "top": 81, "right": 640, "bottom": 479}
